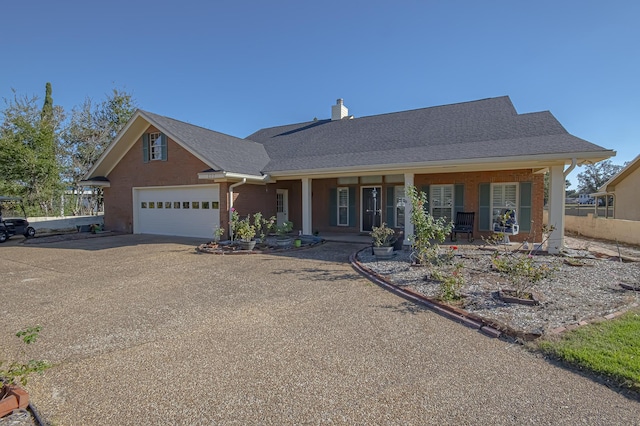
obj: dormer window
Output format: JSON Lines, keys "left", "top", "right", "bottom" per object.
{"left": 143, "top": 132, "right": 167, "bottom": 162}
{"left": 149, "top": 132, "right": 163, "bottom": 160}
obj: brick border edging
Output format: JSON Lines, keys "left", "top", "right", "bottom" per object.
{"left": 349, "top": 248, "right": 640, "bottom": 341}
{"left": 349, "top": 248, "right": 505, "bottom": 340}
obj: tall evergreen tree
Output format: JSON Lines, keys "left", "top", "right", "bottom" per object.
{"left": 36, "top": 82, "right": 62, "bottom": 214}
{"left": 41, "top": 82, "right": 53, "bottom": 120}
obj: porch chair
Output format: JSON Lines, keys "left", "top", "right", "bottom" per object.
{"left": 450, "top": 211, "right": 475, "bottom": 242}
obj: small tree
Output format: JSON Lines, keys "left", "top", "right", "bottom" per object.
{"left": 406, "top": 185, "right": 453, "bottom": 266}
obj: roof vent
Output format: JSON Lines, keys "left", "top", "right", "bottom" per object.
{"left": 331, "top": 98, "right": 349, "bottom": 121}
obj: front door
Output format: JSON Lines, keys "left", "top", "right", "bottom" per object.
{"left": 276, "top": 189, "right": 289, "bottom": 226}
{"left": 361, "top": 186, "right": 382, "bottom": 232}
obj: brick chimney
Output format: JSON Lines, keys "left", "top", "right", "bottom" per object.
{"left": 331, "top": 98, "right": 349, "bottom": 121}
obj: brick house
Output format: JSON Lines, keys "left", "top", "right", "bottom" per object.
{"left": 83, "top": 96, "right": 615, "bottom": 253}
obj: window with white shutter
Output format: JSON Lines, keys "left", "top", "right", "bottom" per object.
{"left": 430, "top": 184, "right": 454, "bottom": 222}
{"left": 337, "top": 187, "right": 349, "bottom": 226}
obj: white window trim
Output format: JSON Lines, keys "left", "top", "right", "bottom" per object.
{"left": 429, "top": 184, "right": 454, "bottom": 221}
{"left": 490, "top": 182, "right": 519, "bottom": 208}
{"left": 337, "top": 187, "right": 349, "bottom": 226}
{"left": 490, "top": 182, "right": 519, "bottom": 226}
{"left": 149, "top": 132, "right": 163, "bottom": 161}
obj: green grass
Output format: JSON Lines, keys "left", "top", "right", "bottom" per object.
{"left": 538, "top": 309, "right": 640, "bottom": 392}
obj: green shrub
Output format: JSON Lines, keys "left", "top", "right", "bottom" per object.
{"left": 0, "top": 326, "right": 52, "bottom": 386}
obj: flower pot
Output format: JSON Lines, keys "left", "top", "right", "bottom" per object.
{"left": 237, "top": 240, "right": 256, "bottom": 251}
{"left": 0, "top": 385, "right": 29, "bottom": 419}
{"left": 276, "top": 237, "right": 292, "bottom": 247}
{"left": 373, "top": 246, "right": 394, "bottom": 259}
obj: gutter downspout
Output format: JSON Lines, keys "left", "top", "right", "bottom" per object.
{"left": 563, "top": 158, "right": 577, "bottom": 178}
{"left": 228, "top": 178, "right": 247, "bottom": 240}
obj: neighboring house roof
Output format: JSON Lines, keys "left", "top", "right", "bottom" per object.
{"left": 85, "top": 96, "right": 614, "bottom": 182}
{"left": 594, "top": 154, "right": 640, "bottom": 195}
{"left": 246, "top": 96, "right": 613, "bottom": 174}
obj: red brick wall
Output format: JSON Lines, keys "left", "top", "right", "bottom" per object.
{"left": 312, "top": 178, "right": 351, "bottom": 234}
{"left": 232, "top": 181, "right": 302, "bottom": 232}
{"left": 104, "top": 126, "right": 213, "bottom": 233}
{"left": 414, "top": 170, "right": 544, "bottom": 242}
{"left": 309, "top": 170, "right": 544, "bottom": 241}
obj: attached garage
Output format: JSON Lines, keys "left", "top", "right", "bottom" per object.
{"left": 133, "top": 185, "right": 220, "bottom": 238}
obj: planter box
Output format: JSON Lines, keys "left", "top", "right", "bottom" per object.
{"left": 498, "top": 289, "right": 540, "bottom": 306}
{"left": 237, "top": 240, "right": 256, "bottom": 251}
{"left": 276, "top": 237, "right": 292, "bottom": 247}
{"left": 373, "top": 246, "right": 394, "bottom": 259}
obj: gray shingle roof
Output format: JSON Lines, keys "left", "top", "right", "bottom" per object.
{"left": 246, "top": 96, "right": 610, "bottom": 173}
{"left": 141, "top": 111, "right": 270, "bottom": 176}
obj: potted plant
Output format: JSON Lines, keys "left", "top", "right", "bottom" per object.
{"left": 371, "top": 222, "right": 396, "bottom": 259}
{"left": 275, "top": 220, "right": 294, "bottom": 247}
{"left": 231, "top": 211, "right": 257, "bottom": 250}
{"left": 1, "top": 326, "right": 51, "bottom": 419}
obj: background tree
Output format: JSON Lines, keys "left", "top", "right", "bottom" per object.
{"left": 0, "top": 84, "right": 65, "bottom": 215}
{"left": 60, "top": 89, "right": 136, "bottom": 214}
{"left": 575, "top": 160, "right": 624, "bottom": 194}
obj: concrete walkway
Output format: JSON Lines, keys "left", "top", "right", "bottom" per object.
{"left": 0, "top": 235, "right": 637, "bottom": 425}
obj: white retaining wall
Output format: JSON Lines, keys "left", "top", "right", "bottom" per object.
{"left": 26, "top": 215, "right": 104, "bottom": 231}
{"left": 544, "top": 210, "right": 640, "bottom": 246}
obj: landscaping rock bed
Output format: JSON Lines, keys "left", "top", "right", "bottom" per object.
{"left": 357, "top": 246, "right": 640, "bottom": 338}
{"left": 197, "top": 236, "right": 324, "bottom": 254}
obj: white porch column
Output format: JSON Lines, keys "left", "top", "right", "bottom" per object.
{"left": 547, "top": 165, "right": 565, "bottom": 254}
{"left": 403, "top": 173, "right": 414, "bottom": 246}
{"left": 301, "top": 177, "right": 312, "bottom": 235}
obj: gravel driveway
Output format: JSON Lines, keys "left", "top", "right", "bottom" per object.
{"left": 0, "top": 235, "right": 638, "bottom": 425}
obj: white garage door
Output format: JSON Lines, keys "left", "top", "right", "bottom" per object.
{"left": 134, "top": 185, "right": 220, "bottom": 238}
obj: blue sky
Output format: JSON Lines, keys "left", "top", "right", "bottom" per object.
{"left": 1, "top": 1, "right": 638, "bottom": 188}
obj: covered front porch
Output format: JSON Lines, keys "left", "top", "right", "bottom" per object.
{"left": 293, "top": 166, "right": 571, "bottom": 254}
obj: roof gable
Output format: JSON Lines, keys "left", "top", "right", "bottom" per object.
{"left": 141, "top": 111, "right": 270, "bottom": 176}
{"left": 85, "top": 110, "right": 270, "bottom": 179}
